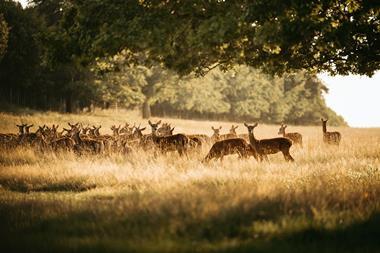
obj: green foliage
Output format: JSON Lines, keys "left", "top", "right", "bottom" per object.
{"left": 52, "top": 0, "right": 379, "bottom": 76}
{"left": 0, "top": 1, "right": 348, "bottom": 124}
{"left": 94, "top": 56, "right": 346, "bottom": 125}
{"left": 0, "top": 13, "right": 9, "bottom": 60}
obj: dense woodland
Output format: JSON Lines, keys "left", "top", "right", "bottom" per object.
{"left": 1, "top": 0, "right": 378, "bottom": 125}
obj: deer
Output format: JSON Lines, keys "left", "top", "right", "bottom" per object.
{"left": 71, "top": 128, "right": 104, "bottom": 154}
{"left": 187, "top": 134, "right": 211, "bottom": 143}
{"left": 211, "top": 126, "right": 222, "bottom": 142}
{"left": 219, "top": 125, "right": 239, "bottom": 140}
{"left": 244, "top": 123, "right": 294, "bottom": 162}
{"left": 321, "top": 118, "right": 341, "bottom": 145}
{"left": 157, "top": 122, "right": 174, "bottom": 137}
{"left": 278, "top": 123, "right": 303, "bottom": 147}
{"left": 148, "top": 120, "right": 189, "bottom": 156}
{"left": 203, "top": 138, "right": 257, "bottom": 162}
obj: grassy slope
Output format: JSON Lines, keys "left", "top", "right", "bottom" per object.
{"left": 0, "top": 110, "right": 380, "bottom": 253}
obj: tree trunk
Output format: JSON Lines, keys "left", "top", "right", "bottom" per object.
{"left": 65, "top": 95, "right": 73, "bottom": 113}
{"left": 142, "top": 100, "right": 151, "bottom": 119}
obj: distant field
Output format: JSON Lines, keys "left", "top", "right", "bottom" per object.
{"left": 0, "top": 110, "right": 379, "bottom": 253}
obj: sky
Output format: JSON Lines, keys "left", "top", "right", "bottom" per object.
{"left": 14, "top": 0, "right": 380, "bottom": 127}
{"left": 319, "top": 72, "right": 380, "bottom": 128}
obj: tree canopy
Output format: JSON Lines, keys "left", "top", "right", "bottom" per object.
{"left": 33, "top": 0, "right": 380, "bottom": 76}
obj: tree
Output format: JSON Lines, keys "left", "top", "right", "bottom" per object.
{"left": 93, "top": 51, "right": 178, "bottom": 118}
{"left": 0, "top": 1, "right": 42, "bottom": 106}
{"left": 51, "top": 0, "right": 379, "bottom": 76}
{"left": 0, "top": 13, "right": 9, "bottom": 61}
{"left": 152, "top": 66, "right": 346, "bottom": 125}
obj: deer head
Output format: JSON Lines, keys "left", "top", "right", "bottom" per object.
{"left": 111, "top": 125, "right": 121, "bottom": 136}
{"left": 16, "top": 124, "right": 27, "bottom": 135}
{"left": 244, "top": 123, "right": 258, "bottom": 133}
{"left": 132, "top": 124, "right": 146, "bottom": 138}
{"left": 24, "top": 124, "right": 34, "bottom": 134}
{"left": 211, "top": 126, "right": 222, "bottom": 135}
{"left": 68, "top": 122, "right": 80, "bottom": 130}
{"left": 278, "top": 123, "right": 287, "bottom": 135}
{"left": 148, "top": 120, "right": 162, "bottom": 134}
{"left": 229, "top": 125, "right": 239, "bottom": 135}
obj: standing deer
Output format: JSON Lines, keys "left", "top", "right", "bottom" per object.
{"left": 321, "top": 118, "right": 341, "bottom": 145}
{"left": 203, "top": 138, "right": 256, "bottom": 162}
{"left": 278, "top": 123, "right": 303, "bottom": 147}
{"left": 148, "top": 120, "right": 189, "bottom": 156}
{"left": 244, "top": 123, "right": 294, "bottom": 162}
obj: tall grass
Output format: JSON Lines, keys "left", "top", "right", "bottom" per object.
{"left": 0, "top": 110, "right": 379, "bottom": 252}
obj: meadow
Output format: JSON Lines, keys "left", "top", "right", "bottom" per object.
{"left": 0, "top": 110, "right": 379, "bottom": 253}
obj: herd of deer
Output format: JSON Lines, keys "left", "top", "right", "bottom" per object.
{"left": 0, "top": 118, "right": 341, "bottom": 163}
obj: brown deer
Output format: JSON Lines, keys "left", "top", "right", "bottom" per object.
{"left": 148, "top": 120, "right": 189, "bottom": 156}
{"left": 278, "top": 123, "right": 303, "bottom": 147}
{"left": 119, "top": 123, "right": 134, "bottom": 135}
{"left": 321, "top": 118, "right": 341, "bottom": 145}
{"left": 187, "top": 134, "right": 211, "bottom": 143}
{"left": 219, "top": 125, "right": 239, "bottom": 140}
{"left": 244, "top": 123, "right": 294, "bottom": 162}
{"left": 203, "top": 138, "right": 257, "bottom": 162}
{"left": 211, "top": 126, "right": 222, "bottom": 142}
{"left": 71, "top": 129, "right": 104, "bottom": 154}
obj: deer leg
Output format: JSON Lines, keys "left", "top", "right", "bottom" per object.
{"left": 282, "top": 150, "right": 294, "bottom": 162}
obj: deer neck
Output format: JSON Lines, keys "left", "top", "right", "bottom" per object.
{"left": 73, "top": 132, "right": 82, "bottom": 144}
{"left": 248, "top": 130, "right": 258, "bottom": 146}
{"left": 322, "top": 123, "right": 327, "bottom": 133}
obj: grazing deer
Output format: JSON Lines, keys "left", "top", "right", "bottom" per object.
{"left": 321, "top": 118, "right": 341, "bottom": 145}
{"left": 203, "top": 138, "right": 256, "bottom": 162}
{"left": 278, "top": 123, "right": 303, "bottom": 147}
{"left": 148, "top": 120, "right": 189, "bottom": 156}
{"left": 211, "top": 126, "right": 222, "bottom": 142}
{"left": 244, "top": 123, "right": 294, "bottom": 162}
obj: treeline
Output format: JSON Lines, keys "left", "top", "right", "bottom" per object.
{"left": 0, "top": 1, "right": 345, "bottom": 125}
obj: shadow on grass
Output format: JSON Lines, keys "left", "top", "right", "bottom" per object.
{"left": 0, "top": 192, "right": 379, "bottom": 253}
{"left": 0, "top": 212, "right": 379, "bottom": 253}
{"left": 0, "top": 178, "right": 97, "bottom": 192}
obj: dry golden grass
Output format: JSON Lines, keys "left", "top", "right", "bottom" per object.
{"left": 0, "top": 110, "right": 380, "bottom": 253}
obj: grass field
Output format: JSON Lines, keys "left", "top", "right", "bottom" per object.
{"left": 0, "top": 110, "right": 380, "bottom": 253}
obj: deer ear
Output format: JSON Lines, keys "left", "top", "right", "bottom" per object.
{"left": 212, "top": 126, "right": 215, "bottom": 130}
{"left": 171, "top": 127, "right": 175, "bottom": 132}
{"left": 284, "top": 125, "right": 287, "bottom": 128}
{"left": 235, "top": 126, "right": 239, "bottom": 129}
{"left": 141, "top": 127, "right": 146, "bottom": 131}
{"left": 157, "top": 120, "right": 162, "bottom": 125}
{"left": 254, "top": 123, "right": 258, "bottom": 127}
{"left": 148, "top": 120, "right": 153, "bottom": 126}
{"left": 244, "top": 123, "right": 248, "bottom": 127}
{"left": 219, "top": 126, "right": 222, "bottom": 130}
